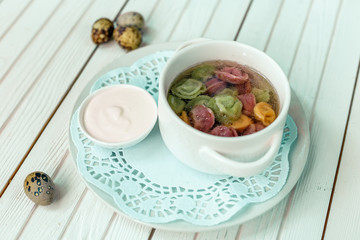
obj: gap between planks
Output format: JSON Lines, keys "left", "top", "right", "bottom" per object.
{"left": 57, "top": 188, "right": 89, "bottom": 239}
{"left": 0, "top": 0, "right": 95, "bottom": 135}
{"left": 0, "top": 0, "right": 33, "bottom": 40}
{"left": 263, "top": 0, "right": 286, "bottom": 52}
{"left": 308, "top": 0, "right": 344, "bottom": 130}
{"left": 321, "top": 59, "right": 360, "bottom": 240}
{"left": 276, "top": 0, "right": 345, "bottom": 238}
{"left": 232, "top": 0, "right": 254, "bottom": 41}
{"left": 0, "top": 0, "right": 63, "bottom": 85}
{"left": 164, "top": 0, "right": 190, "bottom": 41}
{"left": 0, "top": 0, "right": 130, "bottom": 198}
{"left": 199, "top": 0, "right": 221, "bottom": 37}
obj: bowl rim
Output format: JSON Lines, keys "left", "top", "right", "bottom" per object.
{"left": 158, "top": 40, "right": 291, "bottom": 142}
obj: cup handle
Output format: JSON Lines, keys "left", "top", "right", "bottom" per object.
{"left": 198, "top": 130, "right": 283, "bottom": 177}
{"left": 175, "top": 38, "right": 210, "bottom": 52}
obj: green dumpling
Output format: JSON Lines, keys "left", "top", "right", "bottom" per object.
{"left": 167, "top": 94, "right": 186, "bottom": 115}
{"left": 208, "top": 94, "right": 242, "bottom": 124}
{"left": 184, "top": 95, "right": 211, "bottom": 112}
{"left": 216, "top": 87, "right": 238, "bottom": 97}
{"left": 252, "top": 88, "right": 270, "bottom": 103}
{"left": 191, "top": 65, "right": 216, "bottom": 82}
{"left": 171, "top": 78, "right": 206, "bottom": 100}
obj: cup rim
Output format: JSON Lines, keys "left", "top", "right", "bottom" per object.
{"left": 159, "top": 40, "right": 291, "bottom": 142}
{"left": 78, "top": 84, "right": 158, "bottom": 148}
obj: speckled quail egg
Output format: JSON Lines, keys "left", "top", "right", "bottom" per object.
{"left": 91, "top": 18, "right": 114, "bottom": 44}
{"left": 117, "top": 12, "right": 145, "bottom": 31}
{"left": 113, "top": 26, "right": 142, "bottom": 50}
{"left": 24, "top": 172, "right": 55, "bottom": 206}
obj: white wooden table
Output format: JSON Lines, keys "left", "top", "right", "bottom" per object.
{"left": 1, "top": 0, "right": 359, "bottom": 239}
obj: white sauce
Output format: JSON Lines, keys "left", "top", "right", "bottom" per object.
{"left": 83, "top": 86, "right": 157, "bottom": 143}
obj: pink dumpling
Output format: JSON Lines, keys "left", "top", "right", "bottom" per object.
{"left": 189, "top": 105, "right": 215, "bottom": 133}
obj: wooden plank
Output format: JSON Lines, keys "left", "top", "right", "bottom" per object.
{"left": 277, "top": 0, "right": 360, "bottom": 238}
{"left": 144, "top": 0, "right": 189, "bottom": 43}
{"left": 324, "top": 64, "right": 360, "bottom": 239}
{"left": 196, "top": 226, "right": 239, "bottom": 240}
{"left": 0, "top": 0, "right": 61, "bottom": 82}
{"left": 236, "top": 0, "right": 283, "bottom": 50}
{"left": 265, "top": 0, "right": 312, "bottom": 74}
{"left": 0, "top": 0, "right": 32, "bottom": 38}
{"left": 0, "top": 0, "right": 127, "bottom": 238}
{"left": 289, "top": 0, "right": 343, "bottom": 120}
{"left": 238, "top": 197, "right": 288, "bottom": 240}
{"left": 151, "top": 231, "right": 194, "bottom": 240}
{"left": 102, "top": 215, "right": 152, "bottom": 240}
{"left": 203, "top": 0, "right": 251, "bottom": 40}
{"left": 169, "top": 0, "right": 219, "bottom": 41}
{"left": 0, "top": 0, "right": 124, "bottom": 192}
{"left": 59, "top": 190, "right": 114, "bottom": 239}
{"left": 0, "top": 0, "right": 91, "bottom": 128}
{"left": 237, "top": 0, "right": 341, "bottom": 238}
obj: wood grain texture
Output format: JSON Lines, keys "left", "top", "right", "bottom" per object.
{"left": 324, "top": 63, "right": 360, "bottom": 239}
{"left": 144, "top": 0, "right": 189, "bottom": 43}
{"left": 0, "top": 0, "right": 125, "bottom": 192}
{"left": 151, "top": 231, "right": 195, "bottom": 240}
{"left": 265, "top": 0, "right": 313, "bottom": 74}
{"left": 289, "top": 0, "right": 342, "bottom": 120}
{"left": 0, "top": 0, "right": 61, "bottom": 82}
{"left": 196, "top": 226, "right": 239, "bottom": 240}
{"left": 0, "top": 0, "right": 91, "bottom": 128}
{"left": 0, "top": 0, "right": 32, "bottom": 39}
{"left": 236, "top": 0, "right": 283, "bottom": 50}
{"left": 102, "top": 215, "right": 153, "bottom": 240}
{"left": 59, "top": 190, "right": 115, "bottom": 240}
{"left": 203, "top": 0, "right": 250, "bottom": 40}
{"left": 169, "top": 0, "right": 219, "bottom": 41}
{"left": 0, "top": 0, "right": 127, "bottom": 239}
{"left": 278, "top": 0, "right": 360, "bottom": 238}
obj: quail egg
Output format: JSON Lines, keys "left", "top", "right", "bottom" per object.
{"left": 91, "top": 18, "right": 114, "bottom": 44}
{"left": 117, "top": 12, "right": 145, "bottom": 31}
{"left": 24, "top": 172, "right": 55, "bottom": 206}
{"left": 113, "top": 26, "right": 142, "bottom": 50}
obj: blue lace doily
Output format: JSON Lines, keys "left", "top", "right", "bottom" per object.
{"left": 70, "top": 51, "right": 297, "bottom": 226}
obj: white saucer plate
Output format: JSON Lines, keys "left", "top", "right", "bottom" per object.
{"left": 68, "top": 42, "right": 310, "bottom": 232}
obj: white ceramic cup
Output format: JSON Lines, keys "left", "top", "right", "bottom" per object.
{"left": 158, "top": 39, "right": 291, "bottom": 177}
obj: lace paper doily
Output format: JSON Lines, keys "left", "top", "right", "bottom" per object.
{"left": 70, "top": 51, "right": 297, "bottom": 226}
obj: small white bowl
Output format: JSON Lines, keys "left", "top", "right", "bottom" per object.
{"left": 78, "top": 85, "right": 157, "bottom": 149}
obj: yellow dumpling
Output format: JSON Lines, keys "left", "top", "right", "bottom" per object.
{"left": 180, "top": 111, "right": 191, "bottom": 125}
{"left": 228, "top": 114, "right": 253, "bottom": 131}
{"left": 253, "top": 102, "right": 276, "bottom": 126}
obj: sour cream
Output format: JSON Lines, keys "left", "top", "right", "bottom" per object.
{"left": 79, "top": 85, "right": 157, "bottom": 148}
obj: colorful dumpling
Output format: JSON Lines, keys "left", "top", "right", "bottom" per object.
{"left": 215, "top": 87, "right": 238, "bottom": 97}
{"left": 189, "top": 105, "right": 215, "bottom": 132}
{"left": 253, "top": 102, "right": 276, "bottom": 126}
{"left": 167, "top": 94, "right": 186, "bottom": 115}
{"left": 252, "top": 88, "right": 270, "bottom": 103}
{"left": 171, "top": 78, "right": 206, "bottom": 99}
{"left": 208, "top": 94, "right": 242, "bottom": 125}
{"left": 191, "top": 64, "right": 216, "bottom": 82}
{"left": 184, "top": 95, "right": 211, "bottom": 112}
{"left": 167, "top": 61, "right": 279, "bottom": 137}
